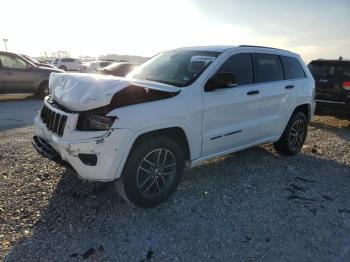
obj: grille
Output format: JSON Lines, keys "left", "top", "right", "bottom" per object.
{"left": 40, "top": 105, "right": 67, "bottom": 137}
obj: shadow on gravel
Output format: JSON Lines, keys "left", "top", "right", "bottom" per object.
{"left": 5, "top": 146, "right": 350, "bottom": 261}
{"left": 310, "top": 121, "right": 350, "bottom": 142}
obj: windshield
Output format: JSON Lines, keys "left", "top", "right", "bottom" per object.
{"left": 22, "top": 55, "right": 38, "bottom": 64}
{"left": 104, "top": 62, "right": 123, "bottom": 70}
{"left": 127, "top": 50, "right": 220, "bottom": 87}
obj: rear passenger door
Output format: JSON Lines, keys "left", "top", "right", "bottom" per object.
{"left": 253, "top": 53, "right": 297, "bottom": 138}
{"left": 202, "top": 53, "right": 261, "bottom": 156}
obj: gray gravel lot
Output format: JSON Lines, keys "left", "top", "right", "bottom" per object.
{"left": 0, "top": 113, "right": 350, "bottom": 262}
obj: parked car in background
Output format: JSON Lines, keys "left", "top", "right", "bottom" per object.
{"left": 87, "top": 61, "right": 114, "bottom": 71}
{"left": 0, "top": 51, "right": 63, "bottom": 97}
{"left": 21, "top": 54, "right": 57, "bottom": 69}
{"left": 308, "top": 58, "right": 350, "bottom": 111}
{"left": 98, "top": 62, "right": 137, "bottom": 77}
{"left": 32, "top": 45, "right": 315, "bottom": 207}
{"left": 52, "top": 58, "right": 87, "bottom": 71}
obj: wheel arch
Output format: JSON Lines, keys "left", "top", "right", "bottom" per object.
{"left": 128, "top": 127, "right": 191, "bottom": 163}
{"left": 292, "top": 103, "right": 312, "bottom": 121}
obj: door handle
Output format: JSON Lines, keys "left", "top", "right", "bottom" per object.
{"left": 6, "top": 71, "right": 12, "bottom": 75}
{"left": 285, "top": 85, "right": 294, "bottom": 89}
{"left": 247, "top": 90, "right": 259, "bottom": 95}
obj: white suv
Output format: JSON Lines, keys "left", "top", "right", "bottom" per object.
{"left": 32, "top": 45, "right": 315, "bottom": 207}
{"left": 52, "top": 58, "right": 86, "bottom": 71}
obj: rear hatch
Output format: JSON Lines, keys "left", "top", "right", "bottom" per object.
{"left": 308, "top": 60, "right": 350, "bottom": 103}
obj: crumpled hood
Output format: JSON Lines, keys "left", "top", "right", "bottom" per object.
{"left": 49, "top": 73, "right": 180, "bottom": 111}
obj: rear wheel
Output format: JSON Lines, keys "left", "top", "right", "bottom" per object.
{"left": 59, "top": 65, "right": 67, "bottom": 71}
{"left": 273, "top": 112, "right": 308, "bottom": 156}
{"left": 116, "top": 136, "right": 184, "bottom": 208}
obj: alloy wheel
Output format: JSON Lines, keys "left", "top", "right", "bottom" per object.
{"left": 136, "top": 148, "right": 177, "bottom": 197}
{"left": 289, "top": 119, "right": 305, "bottom": 151}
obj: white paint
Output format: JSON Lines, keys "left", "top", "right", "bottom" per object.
{"left": 34, "top": 45, "right": 315, "bottom": 181}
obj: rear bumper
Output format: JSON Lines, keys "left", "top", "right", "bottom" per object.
{"left": 33, "top": 116, "right": 133, "bottom": 181}
{"left": 316, "top": 99, "right": 350, "bottom": 110}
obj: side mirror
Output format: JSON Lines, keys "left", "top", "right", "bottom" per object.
{"left": 204, "top": 72, "right": 238, "bottom": 92}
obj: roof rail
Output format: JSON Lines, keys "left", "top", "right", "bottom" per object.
{"left": 238, "top": 45, "right": 289, "bottom": 52}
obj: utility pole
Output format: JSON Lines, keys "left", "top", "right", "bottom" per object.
{"left": 3, "top": 39, "right": 8, "bottom": 51}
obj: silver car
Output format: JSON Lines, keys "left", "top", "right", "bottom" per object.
{"left": 0, "top": 51, "right": 63, "bottom": 97}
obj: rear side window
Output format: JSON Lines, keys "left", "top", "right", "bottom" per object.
{"left": 281, "top": 56, "right": 306, "bottom": 79}
{"left": 253, "top": 54, "right": 284, "bottom": 83}
{"left": 217, "top": 53, "right": 253, "bottom": 85}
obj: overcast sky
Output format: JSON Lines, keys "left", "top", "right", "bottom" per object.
{"left": 1, "top": 0, "right": 349, "bottom": 62}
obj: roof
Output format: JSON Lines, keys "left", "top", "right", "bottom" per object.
{"left": 174, "top": 45, "right": 296, "bottom": 54}
{"left": 310, "top": 59, "right": 350, "bottom": 63}
{"left": 0, "top": 51, "right": 19, "bottom": 56}
{"left": 176, "top": 45, "right": 237, "bottom": 52}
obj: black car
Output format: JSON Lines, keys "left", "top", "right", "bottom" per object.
{"left": 98, "top": 62, "right": 137, "bottom": 77}
{"left": 308, "top": 58, "right": 350, "bottom": 110}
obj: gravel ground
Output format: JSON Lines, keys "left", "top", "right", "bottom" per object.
{"left": 1, "top": 115, "right": 350, "bottom": 262}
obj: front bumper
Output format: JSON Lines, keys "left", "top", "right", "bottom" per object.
{"left": 33, "top": 114, "right": 133, "bottom": 182}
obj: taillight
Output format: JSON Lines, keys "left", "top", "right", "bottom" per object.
{"left": 343, "top": 81, "right": 350, "bottom": 91}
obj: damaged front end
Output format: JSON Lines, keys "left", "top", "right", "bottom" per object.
{"left": 32, "top": 73, "right": 180, "bottom": 181}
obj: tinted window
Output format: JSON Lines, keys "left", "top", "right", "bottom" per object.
{"left": 253, "top": 54, "right": 284, "bottom": 83}
{"left": 282, "top": 56, "right": 305, "bottom": 79}
{"left": 0, "top": 55, "right": 27, "bottom": 69}
{"left": 217, "top": 53, "right": 253, "bottom": 85}
{"left": 308, "top": 61, "right": 350, "bottom": 79}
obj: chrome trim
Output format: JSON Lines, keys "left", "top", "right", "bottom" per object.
{"left": 316, "top": 99, "right": 346, "bottom": 105}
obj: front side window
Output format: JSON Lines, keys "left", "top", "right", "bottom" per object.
{"left": 127, "top": 50, "right": 221, "bottom": 87}
{"left": 0, "top": 55, "right": 27, "bottom": 69}
{"left": 217, "top": 53, "right": 253, "bottom": 85}
{"left": 281, "top": 56, "right": 306, "bottom": 79}
{"left": 253, "top": 54, "right": 284, "bottom": 83}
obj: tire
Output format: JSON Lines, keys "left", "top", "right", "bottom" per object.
{"left": 116, "top": 136, "right": 185, "bottom": 208}
{"left": 59, "top": 65, "right": 67, "bottom": 71}
{"left": 273, "top": 112, "right": 308, "bottom": 156}
{"left": 37, "top": 81, "right": 49, "bottom": 99}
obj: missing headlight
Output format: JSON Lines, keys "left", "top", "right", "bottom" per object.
{"left": 77, "top": 111, "right": 116, "bottom": 131}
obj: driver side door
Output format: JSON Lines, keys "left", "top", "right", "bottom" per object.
{"left": 0, "top": 54, "right": 35, "bottom": 93}
{"left": 202, "top": 53, "right": 261, "bottom": 156}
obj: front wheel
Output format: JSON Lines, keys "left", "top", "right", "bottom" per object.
{"left": 116, "top": 136, "right": 185, "bottom": 208}
{"left": 273, "top": 112, "right": 308, "bottom": 156}
{"left": 37, "top": 81, "right": 49, "bottom": 99}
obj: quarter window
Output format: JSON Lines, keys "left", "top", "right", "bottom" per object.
{"left": 281, "top": 56, "right": 306, "bottom": 79}
{"left": 0, "top": 55, "right": 27, "bottom": 69}
{"left": 217, "top": 53, "right": 253, "bottom": 85}
{"left": 253, "top": 54, "right": 284, "bottom": 83}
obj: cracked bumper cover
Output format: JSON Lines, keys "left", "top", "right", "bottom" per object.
{"left": 33, "top": 116, "right": 133, "bottom": 181}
